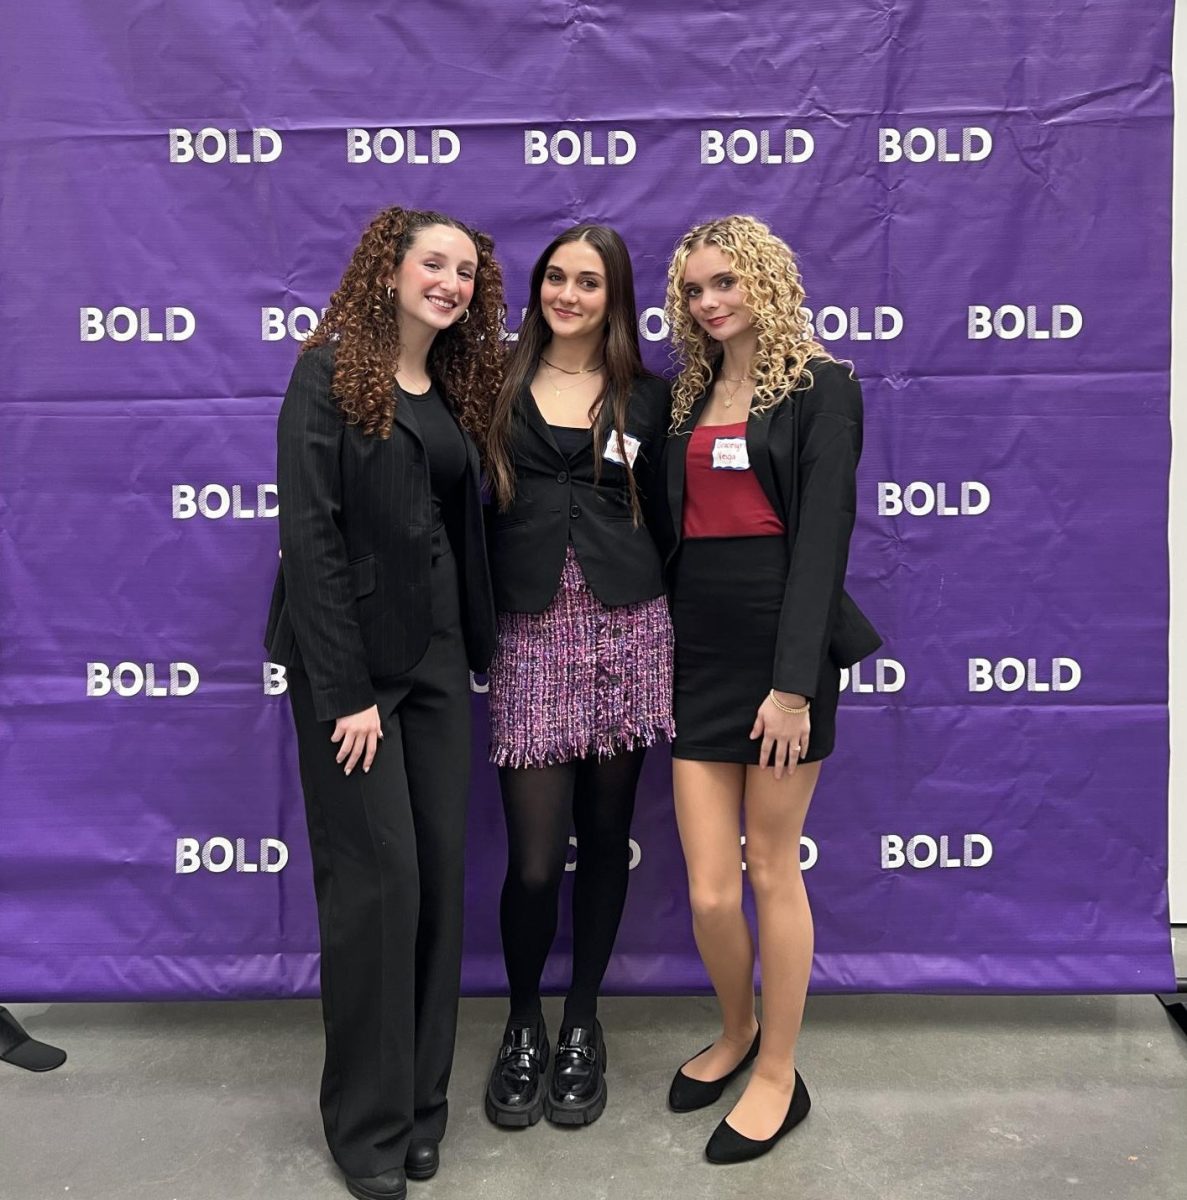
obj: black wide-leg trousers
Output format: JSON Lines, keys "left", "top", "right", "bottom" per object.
{"left": 287, "top": 533, "right": 470, "bottom": 1178}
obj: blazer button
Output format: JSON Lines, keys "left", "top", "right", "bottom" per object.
{"left": 557, "top": 471, "right": 568, "bottom": 484}
{"left": 570, "top": 504, "right": 581, "bottom": 519}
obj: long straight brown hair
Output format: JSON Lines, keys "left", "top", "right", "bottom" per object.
{"left": 484, "top": 224, "right": 649, "bottom": 518}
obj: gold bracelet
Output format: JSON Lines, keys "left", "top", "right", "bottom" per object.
{"left": 769, "top": 689, "right": 809, "bottom": 715}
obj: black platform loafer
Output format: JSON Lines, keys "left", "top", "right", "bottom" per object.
{"left": 344, "top": 1167, "right": 408, "bottom": 1200}
{"left": 544, "top": 1020, "right": 607, "bottom": 1126}
{"left": 403, "top": 1138, "right": 439, "bottom": 1181}
{"left": 485, "top": 1020, "right": 550, "bottom": 1127}
{"left": 704, "top": 1069, "right": 811, "bottom": 1165}
{"left": 668, "top": 1026, "right": 761, "bottom": 1113}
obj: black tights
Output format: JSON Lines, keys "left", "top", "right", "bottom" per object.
{"left": 498, "top": 747, "right": 646, "bottom": 1029}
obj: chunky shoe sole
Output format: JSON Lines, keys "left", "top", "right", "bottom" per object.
{"left": 485, "top": 1088, "right": 546, "bottom": 1128}
{"left": 544, "top": 1037, "right": 608, "bottom": 1126}
{"left": 543, "top": 1078, "right": 606, "bottom": 1126}
{"left": 404, "top": 1161, "right": 438, "bottom": 1182}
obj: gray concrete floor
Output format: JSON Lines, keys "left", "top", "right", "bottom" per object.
{"left": 4, "top": 982, "right": 1186, "bottom": 1200}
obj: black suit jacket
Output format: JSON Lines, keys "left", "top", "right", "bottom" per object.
{"left": 659, "top": 358, "right": 881, "bottom": 698}
{"left": 487, "top": 375, "right": 670, "bottom": 612}
{"left": 264, "top": 343, "right": 496, "bottom": 722}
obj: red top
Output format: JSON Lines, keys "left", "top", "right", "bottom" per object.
{"left": 682, "top": 422, "right": 786, "bottom": 539}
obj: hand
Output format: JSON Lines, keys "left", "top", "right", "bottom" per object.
{"left": 331, "top": 704, "right": 382, "bottom": 776}
{"left": 749, "top": 692, "right": 810, "bottom": 780}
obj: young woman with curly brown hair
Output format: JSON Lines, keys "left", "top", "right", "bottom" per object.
{"left": 657, "top": 215, "right": 880, "bottom": 1165}
{"left": 265, "top": 206, "right": 505, "bottom": 1200}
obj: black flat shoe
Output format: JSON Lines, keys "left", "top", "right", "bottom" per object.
{"left": 344, "top": 1167, "right": 407, "bottom": 1200}
{"left": 704, "top": 1070, "right": 811, "bottom": 1165}
{"left": 667, "top": 1026, "right": 761, "bottom": 1113}
{"left": 485, "top": 1019, "right": 550, "bottom": 1128}
{"left": 403, "top": 1138, "right": 438, "bottom": 1181}
{"left": 544, "top": 1020, "right": 606, "bottom": 1126}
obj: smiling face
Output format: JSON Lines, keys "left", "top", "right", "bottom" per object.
{"left": 539, "top": 239, "right": 608, "bottom": 341}
{"left": 390, "top": 223, "right": 478, "bottom": 334}
{"left": 681, "top": 243, "right": 754, "bottom": 343}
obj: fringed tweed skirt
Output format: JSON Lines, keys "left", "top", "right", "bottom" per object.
{"left": 489, "top": 543, "right": 674, "bottom": 768}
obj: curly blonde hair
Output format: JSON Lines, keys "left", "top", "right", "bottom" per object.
{"left": 664, "top": 215, "right": 833, "bottom": 430}
{"left": 303, "top": 206, "right": 506, "bottom": 441}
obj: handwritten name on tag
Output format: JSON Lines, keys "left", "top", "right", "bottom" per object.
{"left": 604, "top": 430, "right": 641, "bottom": 467}
{"left": 711, "top": 436, "right": 750, "bottom": 470}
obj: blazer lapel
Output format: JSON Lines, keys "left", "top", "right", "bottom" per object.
{"left": 520, "top": 385, "right": 565, "bottom": 459}
{"left": 745, "top": 405, "right": 782, "bottom": 517}
{"left": 393, "top": 389, "right": 425, "bottom": 449}
{"left": 665, "top": 389, "right": 712, "bottom": 557}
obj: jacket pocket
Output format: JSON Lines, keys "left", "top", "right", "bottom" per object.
{"left": 349, "top": 554, "right": 377, "bottom": 598}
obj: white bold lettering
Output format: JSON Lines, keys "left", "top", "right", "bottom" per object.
{"left": 175, "top": 838, "right": 202, "bottom": 873}
{"left": 168, "top": 129, "right": 194, "bottom": 163}
{"left": 86, "top": 662, "right": 112, "bottom": 696}
{"left": 264, "top": 662, "right": 288, "bottom": 696}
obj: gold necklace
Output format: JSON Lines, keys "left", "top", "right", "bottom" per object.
{"left": 722, "top": 375, "right": 752, "bottom": 408}
{"left": 543, "top": 361, "right": 603, "bottom": 400}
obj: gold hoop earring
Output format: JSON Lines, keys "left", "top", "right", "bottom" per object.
{"left": 385, "top": 286, "right": 393, "bottom": 301}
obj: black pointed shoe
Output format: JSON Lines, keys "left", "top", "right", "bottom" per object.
{"left": 667, "top": 1026, "right": 761, "bottom": 1113}
{"left": 403, "top": 1138, "right": 438, "bottom": 1181}
{"left": 485, "top": 1020, "right": 550, "bottom": 1127}
{"left": 544, "top": 1020, "right": 607, "bottom": 1125}
{"left": 704, "top": 1069, "right": 811, "bottom": 1164}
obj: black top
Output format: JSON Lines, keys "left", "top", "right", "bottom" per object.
{"left": 486, "top": 376, "right": 671, "bottom": 613}
{"left": 402, "top": 383, "right": 468, "bottom": 531}
{"left": 264, "top": 345, "right": 497, "bottom": 722}
{"left": 657, "top": 358, "right": 881, "bottom": 699}
{"left": 548, "top": 424, "right": 593, "bottom": 460}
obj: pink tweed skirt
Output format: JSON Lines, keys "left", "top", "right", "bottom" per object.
{"left": 489, "top": 544, "right": 675, "bottom": 768}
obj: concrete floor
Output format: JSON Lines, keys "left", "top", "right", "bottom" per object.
{"left": 4, "top": 984, "right": 1186, "bottom": 1200}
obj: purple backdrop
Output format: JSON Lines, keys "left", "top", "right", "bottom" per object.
{"left": 0, "top": 2, "right": 1174, "bottom": 999}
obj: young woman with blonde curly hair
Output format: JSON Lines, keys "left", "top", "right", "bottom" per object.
{"left": 657, "top": 215, "right": 880, "bottom": 1165}
{"left": 265, "top": 206, "right": 505, "bottom": 1200}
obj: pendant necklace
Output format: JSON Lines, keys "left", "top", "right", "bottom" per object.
{"left": 542, "top": 359, "right": 603, "bottom": 400}
{"left": 721, "top": 373, "right": 751, "bottom": 409}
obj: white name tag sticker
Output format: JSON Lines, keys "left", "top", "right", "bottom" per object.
{"left": 603, "top": 430, "right": 641, "bottom": 467}
{"left": 711, "top": 436, "right": 750, "bottom": 470}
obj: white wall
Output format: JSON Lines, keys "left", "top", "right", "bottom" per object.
{"left": 1170, "top": 6, "right": 1184, "bottom": 923}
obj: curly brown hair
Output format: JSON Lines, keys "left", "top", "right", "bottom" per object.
{"left": 303, "top": 206, "right": 506, "bottom": 440}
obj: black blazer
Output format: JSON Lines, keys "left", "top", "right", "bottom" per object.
{"left": 660, "top": 358, "right": 881, "bottom": 699}
{"left": 264, "top": 343, "right": 497, "bottom": 723}
{"left": 486, "top": 375, "right": 670, "bottom": 612}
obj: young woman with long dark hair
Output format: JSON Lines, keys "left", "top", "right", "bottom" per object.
{"left": 659, "top": 215, "right": 880, "bottom": 1165}
{"left": 265, "top": 206, "right": 505, "bottom": 1200}
{"left": 481, "top": 224, "right": 673, "bottom": 1129}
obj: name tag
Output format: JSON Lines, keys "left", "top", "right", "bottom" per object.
{"left": 603, "top": 430, "right": 641, "bottom": 467}
{"left": 711, "top": 436, "right": 750, "bottom": 470}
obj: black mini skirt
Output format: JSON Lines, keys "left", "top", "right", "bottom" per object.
{"left": 671, "top": 536, "right": 839, "bottom": 765}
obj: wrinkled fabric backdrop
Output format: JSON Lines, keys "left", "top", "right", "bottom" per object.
{"left": 0, "top": 2, "right": 1175, "bottom": 999}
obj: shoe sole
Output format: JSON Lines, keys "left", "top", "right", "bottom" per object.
{"left": 485, "top": 1089, "right": 545, "bottom": 1128}
{"left": 404, "top": 1161, "right": 438, "bottom": 1181}
{"left": 543, "top": 1080, "right": 607, "bottom": 1126}
{"left": 345, "top": 1180, "right": 407, "bottom": 1200}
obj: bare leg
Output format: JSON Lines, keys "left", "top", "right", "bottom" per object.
{"left": 672, "top": 759, "right": 760, "bottom": 1081}
{"left": 723, "top": 759, "right": 821, "bottom": 1139}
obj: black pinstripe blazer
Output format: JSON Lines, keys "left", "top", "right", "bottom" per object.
{"left": 264, "top": 342, "right": 496, "bottom": 723}
{"left": 658, "top": 358, "right": 881, "bottom": 699}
